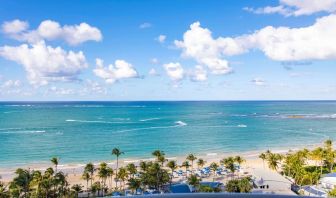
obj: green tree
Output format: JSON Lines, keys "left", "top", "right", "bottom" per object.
{"left": 50, "top": 157, "right": 59, "bottom": 173}
{"left": 209, "top": 162, "right": 219, "bottom": 178}
{"left": 186, "top": 154, "right": 197, "bottom": 173}
{"left": 226, "top": 177, "right": 252, "bottom": 193}
{"left": 181, "top": 161, "right": 191, "bottom": 177}
{"left": 259, "top": 153, "right": 266, "bottom": 169}
{"left": 329, "top": 188, "right": 336, "bottom": 197}
{"left": 112, "top": 148, "right": 124, "bottom": 189}
{"left": 166, "top": 160, "right": 178, "bottom": 184}
{"left": 311, "top": 147, "right": 325, "bottom": 175}
{"left": 197, "top": 158, "right": 206, "bottom": 169}
{"left": 126, "top": 163, "right": 137, "bottom": 178}
{"left": 234, "top": 156, "right": 245, "bottom": 166}
{"left": 84, "top": 163, "right": 95, "bottom": 188}
{"left": 82, "top": 172, "right": 90, "bottom": 191}
{"left": 116, "top": 167, "right": 128, "bottom": 190}
{"left": 71, "top": 184, "right": 83, "bottom": 198}
{"left": 152, "top": 150, "right": 165, "bottom": 161}
{"left": 11, "top": 168, "right": 34, "bottom": 197}
{"left": 267, "top": 153, "right": 281, "bottom": 171}
{"left": 97, "top": 162, "right": 108, "bottom": 196}
{"left": 221, "top": 157, "right": 235, "bottom": 178}
{"left": 187, "top": 174, "right": 201, "bottom": 191}
{"left": 0, "top": 180, "right": 9, "bottom": 198}
{"left": 127, "top": 178, "right": 141, "bottom": 194}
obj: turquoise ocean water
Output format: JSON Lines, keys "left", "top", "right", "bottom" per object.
{"left": 1, "top": 101, "right": 336, "bottom": 168}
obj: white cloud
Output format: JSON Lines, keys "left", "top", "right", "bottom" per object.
{"left": 1, "top": 19, "right": 102, "bottom": 45}
{"left": 150, "top": 58, "right": 159, "bottom": 64}
{"left": 93, "top": 58, "right": 138, "bottom": 84}
{"left": 139, "top": 22, "right": 152, "bottom": 29}
{"left": 2, "top": 19, "right": 29, "bottom": 34}
{"left": 190, "top": 15, "right": 336, "bottom": 61}
{"left": 190, "top": 65, "right": 207, "bottom": 82}
{"left": 83, "top": 80, "right": 107, "bottom": 95}
{"left": 175, "top": 22, "right": 232, "bottom": 75}
{"left": 1, "top": 80, "right": 22, "bottom": 88}
{"left": 48, "top": 86, "right": 75, "bottom": 95}
{"left": 163, "top": 62, "right": 184, "bottom": 81}
{"left": 251, "top": 78, "right": 266, "bottom": 86}
{"left": 0, "top": 41, "right": 88, "bottom": 85}
{"left": 243, "top": 6, "right": 290, "bottom": 16}
{"left": 0, "top": 79, "right": 23, "bottom": 95}
{"left": 156, "top": 35, "right": 166, "bottom": 43}
{"left": 148, "top": 68, "right": 159, "bottom": 76}
{"left": 244, "top": 0, "right": 336, "bottom": 16}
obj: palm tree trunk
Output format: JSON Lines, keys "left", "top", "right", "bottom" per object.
{"left": 115, "top": 157, "right": 119, "bottom": 189}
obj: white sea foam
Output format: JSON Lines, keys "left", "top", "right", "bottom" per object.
{"left": 237, "top": 124, "right": 247, "bottom": 128}
{"left": 5, "top": 104, "right": 33, "bottom": 107}
{"left": 139, "top": 118, "right": 160, "bottom": 122}
{"left": 65, "top": 119, "right": 135, "bottom": 124}
{"left": 115, "top": 121, "right": 187, "bottom": 133}
{"left": 2, "top": 130, "right": 46, "bottom": 134}
{"left": 175, "top": 121, "right": 187, "bottom": 126}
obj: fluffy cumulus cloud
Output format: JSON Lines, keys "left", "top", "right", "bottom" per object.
{"left": 0, "top": 41, "right": 88, "bottom": 85}
{"left": 2, "top": 19, "right": 29, "bottom": 34}
{"left": 185, "top": 15, "right": 336, "bottom": 61}
{"left": 251, "top": 78, "right": 266, "bottom": 86}
{"left": 156, "top": 35, "right": 166, "bottom": 43}
{"left": 163, "top": 62, "right": 184, "bottom": 81}
{"left": 1, "top": 19, "right": 102, "bottom": 45}
{"left": 175, "top": 22, "right": 232, "bottom": 75}
{"left": 93, "top": 58, "right": 138, "bottom": 84}
{"left": 190, "top": 65, "right": 207, "bottom": 82}
{"left": 244, "top": 0, "right": 336, "bottom": 16}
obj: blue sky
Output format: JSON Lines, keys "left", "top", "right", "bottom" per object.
{"left": 0, "top": 0, "right": 336, "bottom": 100}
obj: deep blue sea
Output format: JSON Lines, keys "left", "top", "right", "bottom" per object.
{"left": 1, "top": 101, "right": 336, "bottom": 168}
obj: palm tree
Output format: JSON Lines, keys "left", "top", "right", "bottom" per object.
{"left": 259, "top": 153, "right": 266, "bottom": 169}
{"left": 0, "top": 180, "right": 9, "bottom": 198}
{"left": 181, "top": 161, "right": 191, "bottom": 177}
{"left": 311, "top": 147, "right": 325, "bottom": 174}
{"left": 127, "top": 178, "right": 141, "bottom": 194}
{"left": 152, "top": 150, "right": 165, "bottom": 162}
{"left": 158, "top": 155, "right": 167, "bottom": 166}
{"left": 50, "top": 157, "right": 59, "bottom": 173}
{"left": 71, "top": 184, "right": 83, "bottom": 198}
{"left": 234, "top": 156, "right": 245, "bottom": 166}
{"left": 324, "top": 139, "right": 335, "bottom": 172}
{"left": 84, "top": 163, "right": 95, "bottom": 188}
{"left": 267, "top": 153, "right": 280, "bottom": 171}
{"left": 209, "top": 162, "right": 219, "bottom": 180}
{"left": 81, "top": 172, "right": 90, "bottom": 191}
{"left": 186, "top": 154, "right": 197, "bottom": 173}
{"left": 112, "top": 147, "right": 124, "bottom": 189}
{"left": 126, "top": 163, "right": 137, "bottom": 178}
{"left": 97, "top": 162, "right": 108, "bottom": 196}
{"left": 187, "top": 174, "right": 201, "bottom": 192}
{"left": 12, "top": 168, "right": 34, "bottom": 198}
{"left": 166, "top": 160, "right": 178, "bottom": 184}
{"left": 197, "top": 158, "right": 206, "bottom": 169}
{"left": 106, "top": 167, "right": 114, "bottom": 189}
{"left": 116, "top": 167, "right": 128, "bottom": 190}
{"left": 221, "top": 157, "right": 235, "bottom": 179}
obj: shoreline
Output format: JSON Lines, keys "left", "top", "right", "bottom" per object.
{"left": 0, "top": 141, "right": 325, "bottom": 182}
